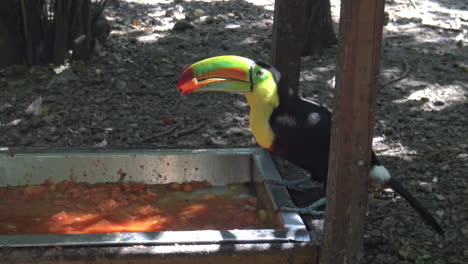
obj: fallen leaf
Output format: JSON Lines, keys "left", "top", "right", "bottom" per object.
{"left": 25, "top": 97, "right": 43, "bottom": 116}
{"left": 435, "top": 210, "right": 444, "bottom": 217}
{"left": 95, "top": 139, "right": 107, "bottom": 148}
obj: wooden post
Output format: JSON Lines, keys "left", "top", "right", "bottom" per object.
{"left": 271, "top": 0, "right": 305, "bottom": 95}
{"left": 320, "top": 0, "right": 385, "bottom": 263}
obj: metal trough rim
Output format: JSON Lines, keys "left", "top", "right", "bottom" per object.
{"left": 0, "top": 147, "right": 311, "bottom": 247}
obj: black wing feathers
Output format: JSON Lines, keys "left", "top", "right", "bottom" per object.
{"left": 264, "top": 63, "right": 443, "bottom": 234}
{"left": 269, "top": 91, "right": 333, "bottom": 182}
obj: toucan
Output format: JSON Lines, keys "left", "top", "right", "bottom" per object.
{"left": 176, "top": 55, "right": 444, "bottom": 235}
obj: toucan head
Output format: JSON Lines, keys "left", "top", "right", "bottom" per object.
{"left": 176, "top": 55, "right": 280, "bottom": 109}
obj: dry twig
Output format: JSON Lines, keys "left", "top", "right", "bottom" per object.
{"left": 141, "top": 123, "right": 182, "bottom": 142}
{"left": 369, "top": 212, "right": 416, "bottom": 220}
{"left": 421, "top": 23, "right": 463, "bottom": 32}
{"left": 382, "top": 59, "right": 410, "bottom": 88}
{"left": 83, "top": 125, "right": 108, "bottom": 131}
{"left": 173, "top": 122, "right": 205, "bottom": 137}
{"left": 408, "top": 0, "right": 418, "bottom": 9}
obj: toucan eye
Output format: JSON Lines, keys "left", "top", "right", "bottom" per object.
{"left": 256, "top": 70, "right": 264, "bottom": 77}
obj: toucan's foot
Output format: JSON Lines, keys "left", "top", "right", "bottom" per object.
{"left": 280, "top": 197, "right": 326, "bottom": 216}
{"left": 265, "top": 177, "right": 322, "bottom": 191}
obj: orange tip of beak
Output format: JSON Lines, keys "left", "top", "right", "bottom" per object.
{"left": 176, "top": 68, "right": 197, "bottom": 95}
{"left": 178, "top": 78, "right": 200, "bottom": 95}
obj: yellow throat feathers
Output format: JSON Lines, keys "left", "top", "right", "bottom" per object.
{"left": 243, "top": 83, "right": 279, "bottom": 150}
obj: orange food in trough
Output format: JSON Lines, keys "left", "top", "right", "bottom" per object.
{"left": 0, "top": 180, "right": 268, "bottom": 235}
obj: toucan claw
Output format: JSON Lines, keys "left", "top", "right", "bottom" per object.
{"left": 265, "top": 177, "right": 322, "bottom": 191}
{"left": 280, "top": 197, "right": 326, "bottom": 216}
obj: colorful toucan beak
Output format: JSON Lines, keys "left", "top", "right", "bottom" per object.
{"left": 177, "top": 56, "right": 255, "bottom": 95}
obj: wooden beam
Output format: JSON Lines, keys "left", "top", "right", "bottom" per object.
{"left": 320, "top": 0, "right": 385, "bottom": 263}
{"left": 271, "top": 0, "right": 305, "bottom": 95}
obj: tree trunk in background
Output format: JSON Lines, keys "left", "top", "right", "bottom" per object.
{"left": 0, "top": 0, "right": 108, "bottom": 67}
{"left": 71, "top": 0, "right": 93, "bottom": 60}
{"left": 53, "top": 0, "right": 72, "bottom": 64}
{"left": 0, "top": 1, "right": 24, "bottom": 66}
{"left": 302, "top": 0, "right": 337, "bottom": 56}
{"left": 272, "top": 0, "right": 306, "bottom": 95}
{"left": 23, "top": 0, "right": 47, "bottom": 65}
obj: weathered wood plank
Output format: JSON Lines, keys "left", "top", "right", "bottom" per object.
{"left": 320, "top": 0, "right": 386, "bottom": 263}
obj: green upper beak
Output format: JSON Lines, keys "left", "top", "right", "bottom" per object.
{"left": 177, "top": 56, "right": 255, "bottom": 95}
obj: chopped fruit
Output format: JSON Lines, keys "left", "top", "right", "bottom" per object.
{"left": 0, "top": 180, "right": 269, "bottom": 235}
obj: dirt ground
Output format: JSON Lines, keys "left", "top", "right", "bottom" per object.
{"left": 0, "top": 0, "right": 466, "bottom": 263}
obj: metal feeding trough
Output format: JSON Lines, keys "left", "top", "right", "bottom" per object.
{"left": 0, "top": 148, "right": 319, "bottom": 263}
